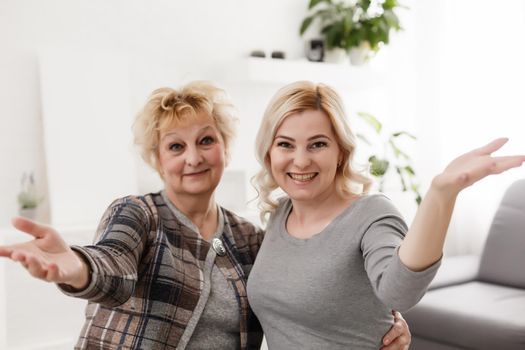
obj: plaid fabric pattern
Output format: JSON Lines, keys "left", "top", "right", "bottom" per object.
{"left": 60, "top": 192, "right": 264, "bottom": 349}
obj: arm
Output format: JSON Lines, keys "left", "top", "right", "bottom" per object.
{"left": 399, "top": 138, "right": 525, "bottom": 271}
{"left": 0, "top": 197, "right": 152, "bottom": 306}
{"left": 0, "top": 217, "right": 90, "bottom": 289}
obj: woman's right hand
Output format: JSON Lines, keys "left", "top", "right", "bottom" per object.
{"left": 0, "top": 217, "right": 89, "bottom": 289}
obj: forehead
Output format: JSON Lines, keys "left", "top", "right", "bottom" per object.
{"left": 160, "top": 111, "right": 218, "bottom": 137}
{"left": 276, "top": 109, "right": 334, "bottom": 136}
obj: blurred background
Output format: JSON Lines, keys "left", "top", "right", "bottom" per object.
{"left": 1, "top": 0, "right": 524, "bottom": 348}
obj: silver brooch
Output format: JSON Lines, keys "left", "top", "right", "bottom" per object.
{"left": 212, "top": 238, "right": 226, "bottom": 256}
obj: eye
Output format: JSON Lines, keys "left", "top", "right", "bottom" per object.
{"left": 310, "top": 141, "right": 328, "bottom": 149}
{"left": 169, "top": 143, "right": 184, "bottom": 152}
{"left": 276, "top": 141, "right": 293, "bottom": 149}
{"left": 200, "top": 135, "right": 216, "bottom": 145}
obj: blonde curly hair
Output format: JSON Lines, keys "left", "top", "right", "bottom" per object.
{"left": 133, "top": 81, "right": 237, "bottom": 176}
{"left": 253, "top": 81, "right": 371, "bottom": 223}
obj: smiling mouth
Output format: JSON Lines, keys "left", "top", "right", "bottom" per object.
{"left": 288, "top": 172, "right": 318, "bottom": 182}
{"left": 185, "top": 169, "right": 209, "bottom": 176}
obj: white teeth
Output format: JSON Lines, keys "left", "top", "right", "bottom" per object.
{"left": 289, "top": 173, "right": 316, "bottom": 181}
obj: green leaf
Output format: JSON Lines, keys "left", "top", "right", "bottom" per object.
{"left": 322, "top": 21, "right": 346, "bottom": 49}
{"left": 357, "top": 112, "right": 382, "bottom": 134}
{"left": 395, "top": 166, "right": 408, "bottom": 191}
{"left": 309, "top": 0, "right": 326, "bottom": 10}
{"left": 392, "top": 131, "right": 417, "bottom": 139}
{"left": 356, "top": 133, "right": 372, "bottom": 146}
{"left": 383, "top": 9, "right": 401, "bottom": 30}
{"left": 383, "top": 0, "right": 398, "bottom": 11}
{"left": 343, "top": 13, "right": 353, "bottom": 33}
{"left": 388, "top": 139, "right": 409, "bottom": 160}
{"left": 361, "top": 0, "right": 372, "bottom": 12}
{"left": 300, "top": 16, "right": 315, "bottom": 36}
{"left": 369, "top": 156, "right": 389, "bottom": 177}
{"left": 404, "top": 165, "right": 415, "bottom": 176}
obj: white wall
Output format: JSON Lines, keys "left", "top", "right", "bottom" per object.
{"left": 0, "top": 0, "right": 308, "bottom": 228}
{"left": 2, "top": 0, "right": 524, "bottom": 248}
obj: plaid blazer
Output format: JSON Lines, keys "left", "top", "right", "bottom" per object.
{"left": 60, "top": 192, "right": 264, "bottom": 349}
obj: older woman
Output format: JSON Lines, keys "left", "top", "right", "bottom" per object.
{"left": 0, "top": 81, "right": 411, "bottom": 349}
{"left": 247, "top": 80, "right": 525, "bottom": 349}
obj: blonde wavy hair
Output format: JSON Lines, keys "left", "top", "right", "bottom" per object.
{"left": 133, "top": 81, "right": 237, "bottom": 176}
{"left": 253, "top": 81, "right": 372, "bottom": 223}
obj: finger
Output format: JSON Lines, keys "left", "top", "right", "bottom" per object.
{"left": 381, "top": 335, "right": 410, "bottom": 350}
{"left": 46, "top": 263, "right": 61, "bottom": 282}
{"left": 25, "top": 254, "right": 49, "bottom": 279}
{"left": 392, "top": 310, "right": 404, "bottom": 321}
{"left": 11, "top": 251, "right": 28, "bottom": 263}
{"left": 11, "top": 216, "right": 51, "bottom": 239}
{"left": 473, "top": 138, "right": 508, "bottom": 156}
{"left": 0, "top": 246, "right": 14, "bottom": 258}
{"left": 382, "top": 320, "right": 404, "bottom": 345}
{"left": 491, "top": 156, "right": 525, "bottom": 174}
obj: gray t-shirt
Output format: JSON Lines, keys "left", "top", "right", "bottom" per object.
{"left": 163, "top": 193, "right": 240, "bottom": 350}
{"left": 247, "top": 195, "right": 440, "bottom": 349}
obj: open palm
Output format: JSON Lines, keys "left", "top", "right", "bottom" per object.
{"left": 0, "top": 216, "right": 86, "bottom": 287}
{"left": 433, "top": 138, "right": 525, "bottom": 193}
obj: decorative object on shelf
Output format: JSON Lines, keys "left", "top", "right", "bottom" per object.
{"left": 271, "top": 51, "right": 286, "bottom": 59}
{"left": 324, "top": 47, "right": 348, "bottom": 64}
{"left": 300, "top": 0, "right": 404, "bottom": 65}
{"left": 250, "top": 50, "right": 266, "bottom": 58}
{"left": 348, "top": 41, "right": 371, "bottom": 65}
{"left": 17, "top": 172, "right": 43, "bottom": 219}
{"left": 356, "top": 112, "right": 422, "bottom": 205}
{"left": 305, "top": 39, "right": 325, "bottom": 62}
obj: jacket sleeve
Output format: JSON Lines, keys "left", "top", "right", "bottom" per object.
{"left": 58, "top": 196, "right": 153, "bottom": 307}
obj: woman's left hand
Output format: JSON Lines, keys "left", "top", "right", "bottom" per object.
{"left": 381, "top": 311, "right": 411, "bottom": 350}
{"left": 432, "top": 138, "right": 525, "bottom": 196}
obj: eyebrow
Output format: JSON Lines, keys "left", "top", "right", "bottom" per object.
{"left": 274, "top": 134, "right": 331, "bottom": 141}
{"left": 162, "top": 125, "right": 215, "bottom": 140}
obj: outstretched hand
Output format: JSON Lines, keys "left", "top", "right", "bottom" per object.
{"left": 0, "top": 217, "right": 89, "bottom": 289}
{"left": 432, "top": 138, "right": 525, "bottom": 195}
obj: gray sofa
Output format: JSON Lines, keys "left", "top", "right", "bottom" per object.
{"left": 405, "top": 179, "right": 525, "bottom": 350}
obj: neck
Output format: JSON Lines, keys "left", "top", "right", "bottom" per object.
{"left": 165, "top": 189, "right": 218, "bottom": 240}
{"left": 290, "top": 191, "right": 352, "bottom": 226}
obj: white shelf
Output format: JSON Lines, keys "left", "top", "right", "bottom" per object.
{"left": 217, "top": 57, "right": 387, "bottom": 90}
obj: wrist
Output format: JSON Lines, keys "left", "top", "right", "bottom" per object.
{"left": 68, "top": 251, "right": 91, "bottom": 290}
{"left": 429, "top": 175, "right": 461, "bottom": 202}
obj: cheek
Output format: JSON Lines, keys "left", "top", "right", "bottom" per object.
{"left": 209, "top": 145, "right": 226, "bottom": 167}
{"left": 268, "top": 150, "right": 282, "bottom": 174}
{"left": 158, "top": 151, "right": 183, "bottom": 175}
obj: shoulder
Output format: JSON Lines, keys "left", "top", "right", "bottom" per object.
{"left": 353, "top": 193, "right": 403, "bottom": 219}
{"left": 222, "top": 207, "right": 264, "bottom": 238}
{"left": 99, "top": 193, "right": 162, "bottom": 229}
{"left": 106, "top": 193, "right": 158, "bottom": 215}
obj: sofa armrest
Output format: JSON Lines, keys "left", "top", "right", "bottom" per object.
{"left": 428, "top": 254, "right": 480, "bottom": 290}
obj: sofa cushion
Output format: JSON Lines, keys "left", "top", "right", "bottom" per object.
{"left": 478, "top": 179, "right": 525, "bottom": 288}
{"left": 428, "top": 255, "right": 479, "bottom": 290}
{"left": 405, "top": 281, "right": 525, "bottom": 350}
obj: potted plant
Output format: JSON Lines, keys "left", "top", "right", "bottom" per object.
{"left": 356, "top": 112, "right": 422, "bottom": 205}
{"left": 17, "top": 172, "right": 43, "bottom": 219}
{"left": 300, "top": 0, "right": 403, "bottom": 65}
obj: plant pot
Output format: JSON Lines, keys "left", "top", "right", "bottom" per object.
{"left": 323, "top": 48, "right": 348, "bottom": 64}
{"left": 19, "top": 208, "right": 37, "bottom": 220}
{"left": 349, "top": 42, "right": 371, "bottom": 66}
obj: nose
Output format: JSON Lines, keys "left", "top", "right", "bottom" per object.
{"left": 293, "top": 148, "right": 311, "bottom": 169}
{"left": 185, "top": 145, "right": 204, "bottom": 167}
